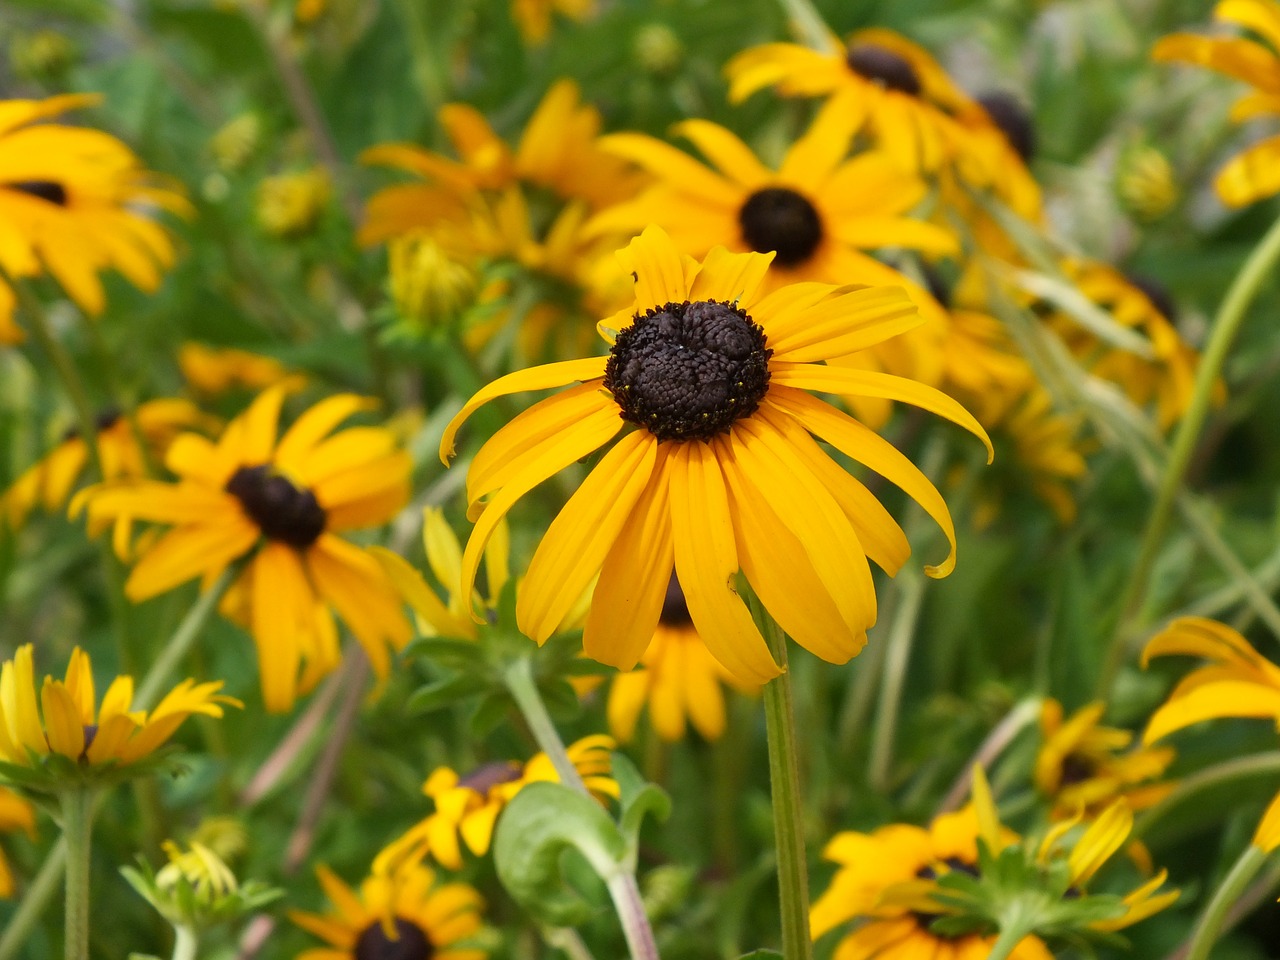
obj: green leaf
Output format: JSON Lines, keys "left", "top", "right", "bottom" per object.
{"left": 493, "top": 781, "right": 626, "bottom": 927}
{"left": 407, "top": 674, "right": 492, "bottom": 714}
{"left": 403, "top": 637, "right": 488, "bottom": 666}
{"left": 737, "top": 952, "right": 785, "bottom": 959}
{"left": 469, "top": 691, "right": 513, "bottom": 738}
{"left": 612, "top": 753, "right": 671, "bottom": 869}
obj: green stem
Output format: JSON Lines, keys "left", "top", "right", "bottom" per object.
{"left": 0, "top": 838, "right": 66, "bottom": 960}
{"left": 869, "top": 568, "right": 925, "bottom": 792}
{"left": 985, "top": 921, "right": 1035, "bottom": 960}
{"left": 753, "top": 600, "right": 813, "bottom": 960}
{"left": 1186, "top": 844, "right": 1269, "bottom": 960}
{"left": 1133, "top": 752, "right": 1280, "bottom": 840}
{"left": 61, "top": 787, "right": 96, "bottom": 960}
{"left": 171, "top": 925, "right": 198, "bottom": 960}
{"left": 1102, "top": 212, "right": 1280, "bottom": 694}
{"left": 503, "top": 657, "right": 660, "bottom": 960}
{"left": 774, "top": 0, "right": 838, "bottom": 51}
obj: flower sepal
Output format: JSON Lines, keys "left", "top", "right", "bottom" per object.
{"left": 122, "top": 840, "right": 282, "bottom": 933}
{"left": 0, "top": 745, "right": 188, "bottom": 796}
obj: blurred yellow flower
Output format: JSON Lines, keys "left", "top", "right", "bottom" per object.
{"left": 77, "top": 387, "right": 412, "bottom": 713}
{"left": 510, "top": 0, "right": 594, "bottom": 47}
{"left": 256, "top": 167, "right": 330, "bottom": 238}
{"left": 178, "top": 343, "right": 305, "bottom": 396}
{"left": 388, "top": 232, "right": 478, "bottom": 332}
{"left": 0, "top": 94, "right": 191, "bottom": 343}
{"left": 0, "top": 787, "right": 35, "bottom": 898}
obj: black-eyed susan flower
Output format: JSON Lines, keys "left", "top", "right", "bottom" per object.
{"left": 77, "top": 386, "right": 412, "bottom": 713}
{"left": 442, "top": 226, "right": 990, "bottom": 684}
{"left": 178, "top": 343, "right": 305, "bottom": 397}
{"left": 607, "top": 573, "right": 758, "bottom": 743}
{"left": 0, "top": 786, "right": 36, "bottom": 897}
{"left": 0, "top": 645, "right": 238, "bottom": 789}
{"left": 809, "top": 804, "right": 1053, "bottom": 960}
{"left": 1154, "top": 0, "right": 1280, "bottom": 207}
{"left": 724, "top": 28, "right": 980, "bottom": 174}
{"left": 373, "top": 735, "right": 618, "bottom": 874}
{"left": 1, "top": 397, "right": 215, "bottom": 531}
{"left": 0, "top": 94, "right": 191, "bottom": 343}
{"left": 290, "top": 862, "right": 487, "bottom": 960}
{"left": 1035, "top": 699, "right": 1175, "bottom": 819}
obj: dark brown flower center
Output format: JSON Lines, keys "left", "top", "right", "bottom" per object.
{"left": 62, "top": 408, "right": 122, "bottom": 443}
{"left": 604, "top": 300, "right": 771, "bottom": 441}
{"left": 846, "top": 43, "right": 921, "bottom": 96}
{"left": 911, "top": 858, "right": 979, "bottom": 932}
{"left": 1059, "top": 752, "right": 1096, "bottom": 787}
{"left": 976, "top": 92, "right": 1036, "bottom": 163}
{"left": 5, "top": 180, "right": 68, "bottom": 206}
{"left": 354, "top": 918, "right": 434, "bottom": 960}
{"left": 226, "top": 465, "right": 327, "bottom": 548}
{"left": 457, "top": 761, "right": 523, "bottom": 794}
{"left": 1125, "top": 273, "right": 1177, "bottom": 323}
{"left": 738, "top": 188, "right": 823, "bottom": 268}
{"left": 659, "top": 573, "right": 692, "bottom": 628}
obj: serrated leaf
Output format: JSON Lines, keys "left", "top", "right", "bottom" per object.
{"left": 493, "top": 781, "right": 626, "bottom": 926}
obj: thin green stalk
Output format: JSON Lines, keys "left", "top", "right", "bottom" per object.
{"left": 774, "top": 0, "right": 838, "bottom": 52}
{"left": 171, "top": 926, "right": 198, "bottom": 960}
{"left": 1133, "top": 752, "right": 1280, "bottom": 840}
{"left": 503, "top": 657, "right": 660, "bottom": 960}
{"left": 869, "top": 568, "right": 925, "bottom": 792}
{"left": 0, "top": 838, "right": 66, "bottom": 960}
{"left": 61, "top": 787, "right": 96, "bottom": 960}
{"left": 1102, "top": 213, "right": 1280, "bottom": 694}
{"left": 753, "top": 600, "right": 813, "bottom": 960}
{"left": 1185, "top": 844, "right": 1269, "bottom": 960}
{"left": 985, "top": 920, "right": 1035, "bottom": 960}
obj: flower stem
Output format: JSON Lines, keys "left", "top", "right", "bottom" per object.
{"left": 172, "top": 926, "right": 199, "bottom": 960}
{"left": 752, "top": 598, "right": 814, "bottom": 960}
{"left": 61, "top": 787, "right": 97, "bottom": 960}
{"left": 869, "top": 567, "right": 925, "bottom": 792}
{"left": 0, "top": 839, "right": 66, "bottom": 960}
{"left": 503, "top": 656, "right": 660, "bottom": 960}
{"left": 1185, "top": 844, "right": 1269, "bottom": 960}
{"left": 1101, "top": 212, "right": 1280, "bottom": 695}
{"left": 773, "top": 0, "right": 838, "bottom": 52}
{"left": 985, "top": 921, "right": 1034, "bottom": 960}
{"left": 1133, "top": 752, "right": 1280, "bottom": 840}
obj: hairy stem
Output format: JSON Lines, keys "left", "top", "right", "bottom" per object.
{"left": 61, "top": 788, "right": 96, "bottom": 960}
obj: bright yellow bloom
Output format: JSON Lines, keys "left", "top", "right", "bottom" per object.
{"left": 0, "top": 787, "right": 35, "bottom": 898}
{"left": 373, "top": 735, "right": 617, "bottom": 874}
{"left": 810, "top": 804, "right": 1051, "bottom": 960}
{"left": 387, "top": 233, "right": 479, "bottom": 332}
{"left": 725, "top": 28, "right": 980, "bottom": 174}
{"left": 510, "top": 0, "right": 594, "bottom": 46}
{"left": 607, "top": 573, "right": 758, "bottom": 743}
{"left": 1154, "top": 0, "right": 1280, "bottom": 206}
{"left": 290, "top": 862, "right": 487, "bottom": 960}
{"left": 77, "top": 387, "right": 412, "bottom": 713}
{"left": 2, "top": 398, "right": 215, "bottom": 532}
{"left": 0, "top": 645, "right": 238, "bottom": 782}
{"left": 256, "top": 167, "right": 330, "bottom": 239}
{"left": 1035, "top": 699, "right": 1175, "bottom": 819}
{"left": 0, "top": 94, "right": 191, "bottom": 343}
{"left": 178, "top": 343, "right": 305, "bottom": 396}
{"left": 442, "top": 227, "right": 990, "bottom": 684}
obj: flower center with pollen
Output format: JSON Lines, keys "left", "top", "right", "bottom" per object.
{"left": 604, "top": 300, "right": 771, "bottom": 442}
{"left": 845, "top": 43, "right": 922, "bottom": 96}
{"left": 354, "top": 918, "right": 434, "bottom": 960}
{"left": 225, "top": 465, "right": 327, "bottom": 548}
{"left": 5, "top": 180, "right": 68, "bottom": 206}
{"left": 738, "top": 187, "right": 823, "bottom": 268}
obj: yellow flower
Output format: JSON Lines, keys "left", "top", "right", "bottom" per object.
{"left": 373, "top": 735, "right": 618, "bottom": 874}
{"left": 0, "top": 645, "right": 238, "bottom": 785}
{"left": 510, "top": 0, "right": 594, "bottom": 47}
{"left": 359, "top": 79, "right": 640, "bottom": 237}
{"left": 607, "top": 573, "right": 758, "bottom": 743}
{"left": 0, "top": 94, "right": 191, "bottom": 343}
{"left": 77, "top": 387, "right": 412, "bottom": 713}
{"left": 290, "top": 862, "right": 488, "bottom": 960}
{"left": 1117, "top": 142, "right": 1179, "bottom": 222}
{"left": 810, "top": 804, "right": 1052, "bottom": 960}
{"left": 987, "top": 387, "right": 1089, "bottom": 526}
{"left": 725, "top": 28, "right": 980, "bottom": 174}
{"left": 441, "top": 226, "right": 990, "bottom": 684}
{"left": 1035, "top": 699, "right": 1175, "bottom": 819}
{"left": 0, "top": 787, "right": 36, "bottom": 898}
{"left": 178, "top": 343, "right": 306, "bottom": 396}
{"left": 1154, "top": 0, "right": 1280, "bottom": 206}
{"left": 388, "top": 233, "right": 479, "bottom": 332}
{"left": 1, "top": 398, "right": 216, "bottom": 532}
{"left": 256, "top": 167, "right": 330, "bottom": 238}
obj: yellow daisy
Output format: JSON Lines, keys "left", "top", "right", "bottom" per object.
{"left": 372, "top": 735, "right": 618, "bottom": 873}
{"left": 0, "top": 786, "right": 36, "bottom": 898}
{"left": 607, "top": 573, "right": 758, "bottom": 743}
{"left": 1035, "top": 699, "right": 1175, "bottom": 819}
{"left": 0, "top": 644, "right": 238, "bottom": 785}
{"left": 0, "top": 93, "right": 191, "bottom": 343}
{"left": 76, "top": 386, "right": 412, "bottom": 713}
{"left": 441, "top": 226, "right": 990, "bottom": 684}
{"left": 1154, "top": 0, "right": 1280, "bottom": 206}
{"left": 810, "top": 804, "right": 1053, "bottom": 960}
{"left": 290, "top": 862, "right": 487, "bottom": 960}
{"left": 178, "top": 343, "right": 306, "bottom": 397}
{"left": 724, "top": 28, "right": 980, "bottom": 174}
